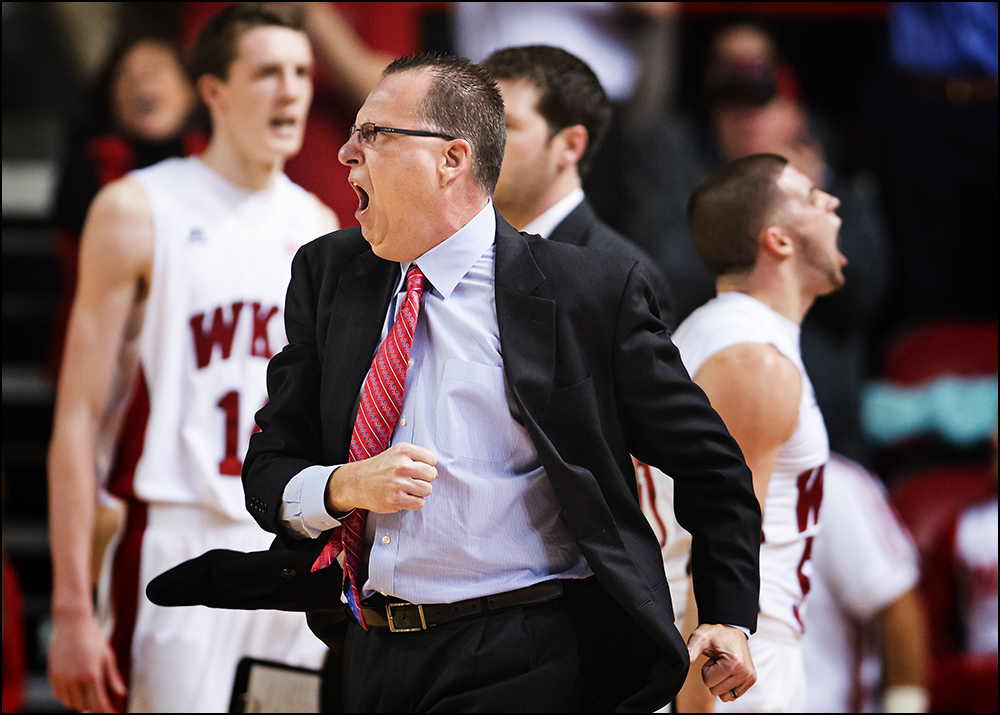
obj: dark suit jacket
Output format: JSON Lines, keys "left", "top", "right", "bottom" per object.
{"left": 549, "top": 197, "right": 677, "bottom": 330}
{"left": 234, "top": 209, "right": 758, "bottom": 711}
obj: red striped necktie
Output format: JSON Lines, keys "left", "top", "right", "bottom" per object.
{"left": 311, "top": 264, "right": 426, "bottom": 628}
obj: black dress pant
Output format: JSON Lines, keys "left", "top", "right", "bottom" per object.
{"left": 341, "top": 578, "right": 659, "bottom": 713}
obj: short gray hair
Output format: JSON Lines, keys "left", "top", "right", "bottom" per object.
{"left": 384, "top": 53, "right": 506, "bottom": 194}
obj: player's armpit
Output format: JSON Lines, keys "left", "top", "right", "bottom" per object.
{"left": 692, "top": 343, "right": 801, "bottom": 510}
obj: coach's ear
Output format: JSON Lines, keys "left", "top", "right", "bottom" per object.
{"left": 438, "top": 137, "right": 474, "bottom": 188}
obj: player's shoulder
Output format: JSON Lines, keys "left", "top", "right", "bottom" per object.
{"left": 80, "top": 175, "right": 155, "bottom": 273}
{"left": 87, "top": 174, "right": 152, "bottom": 231}
{"left": 678, "top": 294, "right": 792, "bottom": 352}
{"left": 129, "top": 155, "right": 194, "bottom": 185}
{"left": 702, "top": 342, "right": 801, "bottom": 396}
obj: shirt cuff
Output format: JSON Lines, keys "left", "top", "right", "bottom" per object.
{"left": 280, "top": 464, "right": 344, "bottom": 539}
{"left": 726, "top": 624, "right": 751, "bottom": 638}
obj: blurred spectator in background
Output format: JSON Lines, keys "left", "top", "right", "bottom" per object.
{"left": 802, "top": 453, "right": 928, "bottom": 713}
{"left": 454, "top": 1, "right": 682, "bottom": 234}
{"left": 623, "top": 21, "right": 892, "bottom": 468}
{"left": 919, "top": 426, "right": 998, "bottom": 712}
{"left": 47, "top": 32, "right": 205, "bottom": 381}
{"left": 180, "top": 2, "right": 435, "bottom": 227}
{"left": 869, "top": 2, "right": 998, "bottom": 326}
{"left": 949, "top": 428, "right": 998, "bottom": 657}
{"left": 481, "top": 43, "right": 675, "bottom": 327}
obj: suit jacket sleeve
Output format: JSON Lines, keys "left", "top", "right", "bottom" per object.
{"left": 613, "top": 262, "right": 761, "bottom": 630}
{"left": 242, "top": 241, "right": 330, "bottom": 539}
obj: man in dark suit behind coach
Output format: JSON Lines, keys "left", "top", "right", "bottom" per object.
{"left": 482, "top": 44, "right": 676, "bottom": 329}
{"left": 242, "top": 51, "right": 760, "bottom": 712}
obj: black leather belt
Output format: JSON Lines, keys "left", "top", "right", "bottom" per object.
{"left": 359, "top": 580, "right": 564, "bottom": 632}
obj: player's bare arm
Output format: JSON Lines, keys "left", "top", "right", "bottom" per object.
{"left": 692, "top": 342, "right": 801, "bottom": 509}
{"left": 675, "top": 341, "right": 799, "bottom": 710}
{"left": 47, "top": 176, "right": 153, "bottom": 713}
{"left": 880, "top": 586, "right": 930, "bottom": 710}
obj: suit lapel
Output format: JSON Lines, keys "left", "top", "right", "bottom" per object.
{"left": 494, "top": 215, "right": 555, "bottom": 422}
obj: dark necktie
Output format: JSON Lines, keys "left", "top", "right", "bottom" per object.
{"left": 311, "top": 264, "right": 426, "bottom": 628}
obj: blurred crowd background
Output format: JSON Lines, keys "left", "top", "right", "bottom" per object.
{"left": 2, "top": 2, "right": 996, "bottom": 712}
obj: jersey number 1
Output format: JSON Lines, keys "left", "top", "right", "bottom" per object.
{"left": 216, "top": 390, "right": 262, "bottom": 476}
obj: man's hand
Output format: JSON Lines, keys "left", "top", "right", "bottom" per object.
{"left": 687, "top": 623, "right": 756, "bottom": 703}
{"left": 48, "top": 614, "right": 127, "bottom": 713}
{"left": 325, "top": 442, "right": 438, "bottom": 514}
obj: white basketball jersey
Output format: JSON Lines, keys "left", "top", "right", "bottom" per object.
{"left": 672, "top": 291, "right": 829, "bottom": 634}
{"left": 103, "top": 157, "right": 327, "bottom": 521}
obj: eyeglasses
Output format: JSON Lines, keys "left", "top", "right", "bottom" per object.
{"left": 349, "top": 122, "right": 456, "bottom": 144}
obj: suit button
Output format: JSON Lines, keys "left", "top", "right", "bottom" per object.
{"left": 281, "top": 568, "right": 296, "bottom": 578}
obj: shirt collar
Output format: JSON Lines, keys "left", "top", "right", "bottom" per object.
{"left": 402, "top": 200, "right": 496, "bottom": 299}
{"left": 522, "top": 187, "right": 585, "bottom": 239}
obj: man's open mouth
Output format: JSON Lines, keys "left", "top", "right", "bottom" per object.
{"left": 353, "top": 183, "right": 370, "bottom": 211}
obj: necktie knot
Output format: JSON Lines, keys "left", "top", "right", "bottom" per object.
{"left": 406, "top": 264, "right": 425, "bottom": 297}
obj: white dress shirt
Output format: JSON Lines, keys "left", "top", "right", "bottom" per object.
{"left": 522, "top": 187, "right": 585, "bottom": 239}
{"left": 281, "top": 201, "right": 591, "bottom": 604}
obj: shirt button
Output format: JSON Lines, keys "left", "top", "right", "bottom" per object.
{"left": 382, "top": 534, "right": 391, "bottom": 545}
{"left": 408, "top": 358, "right": 413, "bottom": 367}
{"left": 399, "top": 417, "right": 406, "bottom": 426}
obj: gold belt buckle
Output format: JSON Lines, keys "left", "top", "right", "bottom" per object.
{"left": 385, "top": 602, "right": 427, "bottom": 632}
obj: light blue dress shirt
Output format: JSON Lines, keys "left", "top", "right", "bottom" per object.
{"left": 281, "top": 201, "right": 591, "bottom": 604}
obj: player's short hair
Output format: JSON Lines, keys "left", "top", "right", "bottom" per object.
{"left": 384, "top": 53, "right": 506, "bottom": 195}
{"left": 688, "top": 153, "right": 789, "bottom": 277}
{"left": 189, "top": 3, "right": 305, "bottom": 82}
{"left": 481, "top": 45, "right": 611, "bottom": 178}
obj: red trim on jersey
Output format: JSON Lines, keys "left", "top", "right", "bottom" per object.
{"left": 106, "top": 368, "right": 151, "bottom": 501}
{"left": 636, "top": 462, "right": 668, "bottom": 547}
{"left": 104, "top": 367, "right": 152, "bottom": 709}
